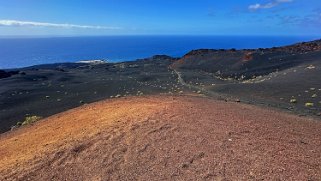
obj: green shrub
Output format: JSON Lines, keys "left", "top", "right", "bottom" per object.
{"left": 21, "top": 116, "right": 42, "bottom": 126}
{"left": 16, "top": 121, "right": 23, "bottom": 126}
{"left": 305, "top": 102, "right": 314, "bottom": 107}
{"left": 290, "top": 99, "right": 297, "bottom": 103}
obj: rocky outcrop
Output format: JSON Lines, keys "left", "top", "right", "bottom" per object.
{"left": 0, "top": 70, "right": 18, "bottom": 79}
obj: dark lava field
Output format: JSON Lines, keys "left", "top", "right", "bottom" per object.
{"left": 1, "top": 39, "right": 321, "bottom": 133}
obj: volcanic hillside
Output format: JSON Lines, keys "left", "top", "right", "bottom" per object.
{"left": 171, "top": 39, "right": 321, "bottom": 117}
{"left": 1, "top": 39, "right": 321, "bottom": 135}
{"left": 1, "top": 96, "right": 320, "bottom": 180}
{"left": 172, "top": 39, "right": 321, "bottom": 79}
{"left": 1, "top": 39, "right": 321, "bottom": 180}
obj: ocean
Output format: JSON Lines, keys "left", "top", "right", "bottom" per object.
{"left": 0, "top": 35, "right": 319, "bottom": 69}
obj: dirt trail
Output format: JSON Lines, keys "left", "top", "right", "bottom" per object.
{"left": 173, "top": 68, "right": 204, "bottom": 91}
{"left": 172, "top": 68, "right": 232, "bottom": 100}
{"left": 0, "top": 95, "right": 321, "bottom": 180}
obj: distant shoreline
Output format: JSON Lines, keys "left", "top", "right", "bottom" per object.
{"left": 0, "top": 36, "right": 320, "bottom": 69}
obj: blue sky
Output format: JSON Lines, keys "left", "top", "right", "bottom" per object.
{"left": 0, "top": 0, "right": 320, "bottom": 36}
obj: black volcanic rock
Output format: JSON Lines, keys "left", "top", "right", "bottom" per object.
{"left": 0, "top": 70, "right": 10, "bottom": 79}
{"left": 151, "top": 55, "right": 173, "bottom": 60}
{"left": 0, "top": 70, "right": 18, "bottom": 79}
{"left": 184, "top": 49, "right": 217, "bottom": 57}
{"left": 173, "top": 39, "right": 321, "bottom": 80}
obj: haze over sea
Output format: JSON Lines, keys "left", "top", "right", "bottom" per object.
{"left": 0, "top": 35, "right": 319, "bottom": 69}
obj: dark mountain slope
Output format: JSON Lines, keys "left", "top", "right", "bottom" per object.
{"left": 172, "top": 39, "right": 321, "bottom": 79}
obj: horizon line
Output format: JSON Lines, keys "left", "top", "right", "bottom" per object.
{"left": 0, "top": 34, "right": 320, "bottom": 39}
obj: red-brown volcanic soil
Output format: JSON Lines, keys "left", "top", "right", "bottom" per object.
{"left": 0, "top": 95, "right": 320, "bottom": 180}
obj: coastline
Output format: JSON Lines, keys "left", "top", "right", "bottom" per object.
{"left": 1, "top": 35, "right": 320, "bottom": 69}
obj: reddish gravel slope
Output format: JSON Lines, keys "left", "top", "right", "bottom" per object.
{"left": 0, "top": 95, "right": 320, "bottom": 180}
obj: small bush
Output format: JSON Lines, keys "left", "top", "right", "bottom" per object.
{"left": 21, "top": 116, "right": 42, "bottom": 126}
{"left": 290, "top": 99, "right": 297, "bottom": 103}
{"left": 16, "top": 121, "right": 23, "bottom": 126}
{"left": 305, "top": 103, "right": 314, "bottom": 107}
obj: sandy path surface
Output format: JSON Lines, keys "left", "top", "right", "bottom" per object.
{"left": 0, "top": 95, "right": 320, "bottom": 180}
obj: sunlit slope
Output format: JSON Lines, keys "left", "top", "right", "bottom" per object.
{"left": 1, "top": 96, "right": 320, "bottom": 180}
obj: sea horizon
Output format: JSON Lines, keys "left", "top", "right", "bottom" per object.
{"left": 1, "top": 35, "right": 320, "bottom": 69}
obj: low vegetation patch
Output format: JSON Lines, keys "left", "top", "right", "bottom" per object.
{"left": 290, "top": 99, "right": 297, "bottom": 103}
{"left": 11, "top": 116, "right": 42, "bottom": 131}
{"left": 305, "top": 102, "right": 314, "bottom": 107}
{"left": 21, "top": 116, "right": 43, "bottom": 126}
